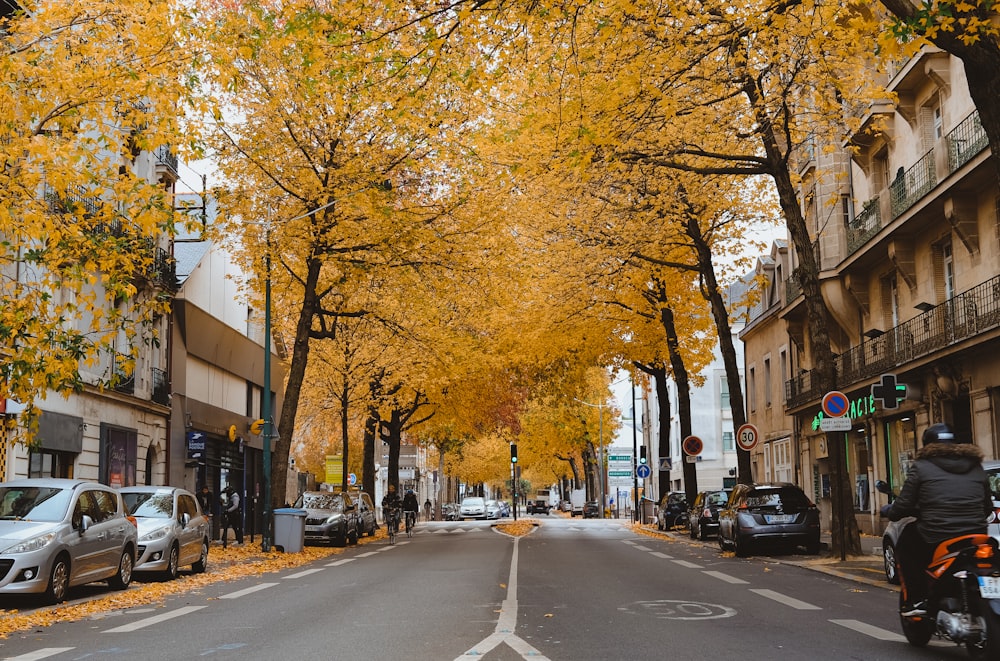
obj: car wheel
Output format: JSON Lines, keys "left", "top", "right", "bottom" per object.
{"left": 698, "top": 523, "right": 708, "bottom": 541}
{"left": 163, "top": 544, "right": 179, "bottom": 581}
{"left": 45, "top": 553, "right": 70, "bottom": 604}
{"left": 883, "top": 539, "right": 900, "bottom": 584}
{"left": 689, "top": 520, "right": 698, "bottom": 539}
{"left": 348, "top": 525, "right": 359, "bottom": 545}
{"left": 108, "top": 548, "right": 134, "bottom": 589}
{"left": 192, "top": 539, "right": 209, "bottom": 573}
{"left": 734, "top": 534, "right": 751, "bottom": 558}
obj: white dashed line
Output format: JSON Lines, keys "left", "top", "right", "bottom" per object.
{"left": 326, "top": 558, "right": 356, "bottom": 566}
{"left": 649, "top": 552, "right": 674, "bottom": 559}
{"left": 3, "top": 648, "right": 75, "bottom": 661}
{"left": 702, "top": 570, "right": 749, "bottom": 584}
{"left": 632, "top": 545, "right": 653, "bottom": 552}
{"left": 283, "top": 568, "right": 324, "bottom": 579}
{"left": 830, "top": 619, "right": 905, "bottom": 641}
{"left": 750, "top": 588, "right": 821, "bottom": 610}
{"left": 103, "top": 606, "right": 206, "bottom": 633}
{"left": 357, "top": 552, "right": 379, "bottom": 557}
{"left": 672, "top": 560, "right": 704, "bottom": 569}
{"left": 220, "top": 582, "right": 279, "bottom": 599}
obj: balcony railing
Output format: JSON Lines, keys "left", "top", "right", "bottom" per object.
{"left": 111, "top": 352, "right": 135, "bottom": 395}
{"left": 948, "top": 111, "right": 989, "bottom": 172}
{"left": 889, "top": 149, "right": 936, "bottom": 219}
{"left": 785, "top": 273, "right": 1000, "bottom": 408}
{"left": 151, "top": 367, "right": 169, "bottom": 405}
{"left": 154, "top": 145, "right": 179, "bottom": 178}
{"left": 847, "top": 199, "right": 882, "bottom": 254}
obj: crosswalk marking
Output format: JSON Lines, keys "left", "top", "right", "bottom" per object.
{"left": 102, "top": 606, "right": 206, "bottom": 633}
{"left": 750, "top": 589, "right": 821, "bottom": 610}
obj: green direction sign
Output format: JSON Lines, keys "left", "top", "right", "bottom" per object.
{"left": 607, "top": 455, "right": 631, "bottom": 462}
{"left": 608, "top": 470, "right": 633, "bottom": 477}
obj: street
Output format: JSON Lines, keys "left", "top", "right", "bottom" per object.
{"left": 0, "top": 518, "right": 976, "bottom": 660}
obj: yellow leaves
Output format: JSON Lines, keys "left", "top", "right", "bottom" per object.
{"left": 494, "top": 519, "right": 538, "bottom": 537}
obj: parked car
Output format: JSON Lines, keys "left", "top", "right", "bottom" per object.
{"left": 442, "top": 503, "right": 460, "bottom": 521}
{"left": 558, "top": 500, "right": 572, "bottom": 512}
{"left": 656, "top": 491, "right": 688, "bottom": 530}
{"left": 717, "top": 482, "right": 820, "bottom": 556}
{"left": 459, "top": 496, "right": 487, "bottom": 519}
{"left": 881, "top": 459, "right": 1000, "bottom": 584}
{"left": 295, "top": 491, "right": 359, "bottom": 546}
{"left": 485, "top": 499, "right": 503, "bottom": 520}
{"left": 527, "top": 500, "right": 551, "bottom": 515}
{"left": 583, "top": 501, "right": 600, "bottom": 518}
{"left": 342, "top": 490, "right": 378, "bottom": 537}
{"left": 498, "top": 501, "right": 511, "bottom": 517}
{"left": 0, "top": 478, "right": 138, "bottom": 604}
{"left": 120, "top": 486, "right": 209, "bottom": 580}
{"left": 687, "top": 489, "right": 732, "bottom": 540}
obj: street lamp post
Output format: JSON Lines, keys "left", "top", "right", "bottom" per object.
{"left": 631, "top": 379, "right": 639, "bottom": 523}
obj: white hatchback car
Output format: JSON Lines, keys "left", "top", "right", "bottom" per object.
{"left": 459, "top": 497, "right": 487, "bottom": 520}
{"left": 120, "top": 486, "right": 210, "bottom": 580}
{"left": 0, "top": 478, "right": 138, "bottom": 603}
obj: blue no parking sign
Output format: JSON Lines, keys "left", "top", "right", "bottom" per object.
{"left": 636, "top": 464, "right": 651, "bottom": 480}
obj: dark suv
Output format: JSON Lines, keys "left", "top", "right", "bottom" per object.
{"left": 687, "top": 489, "right": 731, "bottom": 540}
{"left": 527, "top": 500, "right": 550, "bottom": 515}
{"left": 656, "top": 491, "right": 688, "bottom": 530}
{"left": 717, "top": 483, "right": 820, "bottom": 556}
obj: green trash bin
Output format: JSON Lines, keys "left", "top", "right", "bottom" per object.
{"left": 273, "top": 508, "right": 307, "bottom": 552}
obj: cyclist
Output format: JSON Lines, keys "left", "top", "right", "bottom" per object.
{"left": 402, "top": 489, "right": 420, "bottom": 534}
{"left": 382, "top": 484, "right": 402, "bottom": 536}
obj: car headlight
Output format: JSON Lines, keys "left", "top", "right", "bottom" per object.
{"left": 4, "top": 532, "right": 57, "bottom": 554}
{"left": 325, "top": 515, "right": 343, "bottom": 525}
{"left": 139, "top": 526, "right": 170, "bottom": 542}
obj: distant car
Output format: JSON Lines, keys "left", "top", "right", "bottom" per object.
{"left": 499, "top": 501, "right": 511, "bottom": 517}
{"left": 559, "top": 500, "right": 572, "bottom": 512}
{"left": 880, "top": 459, "right": 1000, "bottom": 584}
{"left": 0, "top": 478, "right": 138, "bottom": 604}
{"left": 120, "top": 486, "right": 210, "bottom": 580}
{"left": 656, "top": 491, "right": 688, "bottom": 530}
{"left": 583, "top": 501, "right": 600, "bottom": 518}
{"left": 687, "top": 489, "right": 732, "bottom": 541}
{"left": 717, "top": 483, "right": 820, "bottom": 556}
{"left": 527, "top": 500, "right": 550, "bottom": 515}
{"left": 442, "top": 503, "right": 460, "bottom": 521}
{"left": 485, "top": 499, "right": 503, "bottom": 520}
{"left": 459, "top": 497, "right": 487, "bottom": 520}
{"left": 295, "top": 491, "right": 359, "bottom": 546}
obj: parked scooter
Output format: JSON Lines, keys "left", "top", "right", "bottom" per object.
{"left": 877, "top": 480, "right": 1000, "bottom": 658}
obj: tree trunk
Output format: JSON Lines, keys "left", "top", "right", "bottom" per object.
{"left": 745, "top": 78, "right": 861, "bottom": 557}
{"left": 684, "top": 208, "right": 752, "bottom": 483}
{"left": 361, "top": 374, "right": 382, "bottom": 499}
{"left": 340, "top": 379, "right": 349, "bottom": 492}
{"left": 273, "top": 257, "right": 322, "bottom": 512}
{"left": 636, "top": 362, "right": 671, "bottom": 493}
{"left": 660, "top": 302, "right": 698, "bottom": 503}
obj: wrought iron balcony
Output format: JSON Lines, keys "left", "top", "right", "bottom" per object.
{"left": 847, "top": 199, "right": 882, "bottom": 254}
{"left": 889, "top": 149, "right": 936, "bottom": 219}
{"left": 785, "top": 273, "right": 1000, "bottom": 408}
{"left": 111, "top": 352, "right": 135, "bottom": 395}
{"left": 154, "top": 145, "right": 179, "bottom": 179}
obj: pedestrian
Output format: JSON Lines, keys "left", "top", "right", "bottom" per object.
{"left": 197, "top": 484, "right": 214, "bottom": 535}
{"left": 221, "top": 485, "right": 244, "bottom": 548}
{"left": 423, "top": 498, "right": 432, "bottom": 521}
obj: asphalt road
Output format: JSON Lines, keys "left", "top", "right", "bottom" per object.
{"left": 0, "top": 517, "right": 979, "bottom": 660}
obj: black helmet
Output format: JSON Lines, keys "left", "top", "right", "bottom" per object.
{"left": 922, "top": 423, "right": 955, "bottom": 446}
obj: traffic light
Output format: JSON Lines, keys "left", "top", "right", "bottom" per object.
{"left": 639, "top": 446, "right": 647, "bottom": 465}
{"left": 510, "top": 443, "right": 518, "bottom": 463}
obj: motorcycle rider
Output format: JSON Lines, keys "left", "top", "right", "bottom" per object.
{"left": 884, "top": 422, "right": 993, "bottom": 616}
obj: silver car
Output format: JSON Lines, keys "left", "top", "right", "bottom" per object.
{"left": 120, "top": 486, "right": 210, "bottom": 580}
{"left": 459, "top": 497, "right": 486, "bottom": 519}
{"left": 0, "top": 478, "right": 138, "bottom": 604}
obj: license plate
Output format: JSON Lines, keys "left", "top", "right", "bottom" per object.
{"left": 979, "top": 576, "right": 1000, "bottom": 598}
{"left": 764, "top": 514, "right": 796, "bottom": 524}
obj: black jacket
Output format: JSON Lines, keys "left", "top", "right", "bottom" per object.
{"left": 887, "top": 442, "right": 993, "bottom": 544}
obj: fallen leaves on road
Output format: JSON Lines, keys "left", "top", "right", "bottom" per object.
{"left": 494, "top": 519, "right": 538, "bottom": 537}
{"left": 0, "top": 533, "right": 385, "bottom": 640}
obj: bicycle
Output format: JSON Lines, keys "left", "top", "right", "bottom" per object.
{"left": 386, "top": 508, "right": 400, "bottom": 545}
{"left": 404, "top": 510, "right": 416, "bottom": 538}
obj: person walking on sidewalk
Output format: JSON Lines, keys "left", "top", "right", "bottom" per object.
{"left": 883, "top": 423, "right": 992, "bottom": 616}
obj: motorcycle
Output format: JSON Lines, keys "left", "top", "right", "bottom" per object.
{"left": 877, "top": 480, "right": 1000, "bottom": 658}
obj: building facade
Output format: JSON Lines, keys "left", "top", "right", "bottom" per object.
{"left": 742, "top": 46, "right": 1000, "bottom": 535}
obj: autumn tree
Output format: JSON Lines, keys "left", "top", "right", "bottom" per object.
{"left": 0, "top": 0, "right": 197, "bottom": 428}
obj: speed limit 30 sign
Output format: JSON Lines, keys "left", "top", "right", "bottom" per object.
{"left": 736, "top": 423, "right": 759, "bottom": 452}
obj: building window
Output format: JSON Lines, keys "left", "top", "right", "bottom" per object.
{"left": 749, "top": 366, "right": 756, "bottom": 412}
{"left": 720, "top": 377, "right": 730, "bottom": 410}
{"left": 779, "top": 350, "right": 787, "bottom": 403}
{"left": 29, "top": 450, "right": 74, "bottom": 479}
{"left": 773, "top": 438, "right": 792, "bottom": 482}
{"left": 943, "top": 242, "right": 955, "bottom": 299}
{"left": 723, "top": 431, "right": 734, "bottom": 452}
{"left": 764, "top": 358, "right": 772, "bottom": 408}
